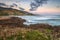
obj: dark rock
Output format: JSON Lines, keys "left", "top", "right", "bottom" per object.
{"left": 0, "top": 17, "right": 26, "bottom": 27}
{"left": 29, "top": 23, "right": 52, "bottom": 29}
{"left": 53, "top": 26, "right": 60, "bottom": 32}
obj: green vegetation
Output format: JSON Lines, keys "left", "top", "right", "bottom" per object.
{"left": 0, "top": 12, "right": 9, "bottom": 16}
{"left": 25, "top": 30, "right": 48, "bottom": 40}
{"left": 13, "top": 12, "right": 18, "bottom": 15}
{"left": 0, "top": 27, "right": 53, "bottom": 40}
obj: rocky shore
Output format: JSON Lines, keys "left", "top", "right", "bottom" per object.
{"left": 0, "top": 17, "right": 26, "bottom": 27}
{"left": 0, "top": 17, "right": 60, "bottom": 30}
{"left": 0, "top": 17, "right": 60, "bottom": 40}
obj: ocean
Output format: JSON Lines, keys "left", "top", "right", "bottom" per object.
{"left": 16, "top": 15, "right": 60, "bottom": 26}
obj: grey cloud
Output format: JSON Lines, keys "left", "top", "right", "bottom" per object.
{"left": 30, "top": 0, "right": 48, "bottom": 11}
{"left": 10, "top": 3, "right": 18, "bottom": 7}
{"left": 0, "top": 3, "right": 7, "bottom": 6}
{"left": 19, "top": 7, "right": 25, "bottom": 11}
{"left": 10, "top": 3, "right": 25, "bottom": 11}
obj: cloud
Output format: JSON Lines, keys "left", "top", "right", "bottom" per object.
{"left": 10, "top": 3, "right": 25, "bottom": 11}
{"left": 0, "top": 2, "right": 25, "bottom": 11}
{"left": 30, "top": 0, "right": 48, "bottom": 11}
{"left": 19, "top": 7, "right": 25, "bottom": 11}
{"left": 0, "top": 3, "right": 7, "bottom": 6}
{"left": 56, "top": 6, "right": 60, "bottom": 8}
{"left": 10, "top": 3, "right": 18, "bottom": 7}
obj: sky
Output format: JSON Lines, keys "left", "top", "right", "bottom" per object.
{"left": 0, "top": 0, "right": 60, "bottom": 14}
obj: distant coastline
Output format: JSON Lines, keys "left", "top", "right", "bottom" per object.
{"left": 0, "top": 7, "right": 35, "bottom": 16}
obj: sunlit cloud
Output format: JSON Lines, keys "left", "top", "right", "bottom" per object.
{"left": 0, "top": 0, "right": 60, "bottom": 13}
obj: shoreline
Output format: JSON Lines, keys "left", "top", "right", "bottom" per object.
{"left": 0, "top": 16, "right": 60, "bottom": 29}
{"left": 0, "top": 16, "right": 60, "bottom": 40}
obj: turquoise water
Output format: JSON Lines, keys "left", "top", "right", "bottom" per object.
{"left": 16, "top": 15, "right": 60, "bottom": 26}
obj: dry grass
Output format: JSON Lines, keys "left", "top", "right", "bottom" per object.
{"left": 0, "top": 26, "right": 33, "bottom": 40}
{"left": 0, "top": 26, "right": 60, "bottom": 40}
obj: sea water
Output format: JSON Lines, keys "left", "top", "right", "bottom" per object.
{"left": 16, "top": 15, "right": 60, "bottom": 26}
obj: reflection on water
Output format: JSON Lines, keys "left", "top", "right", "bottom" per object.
{"left": 16, "top": 15, "right": 60, "bottom": 26}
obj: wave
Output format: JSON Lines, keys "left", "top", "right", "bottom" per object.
{"left": 16, "top": 15, "right": 60, "bottom": 26}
